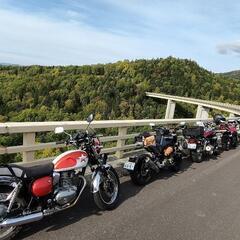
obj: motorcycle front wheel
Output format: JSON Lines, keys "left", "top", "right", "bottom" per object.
{"left": 93, "top": 167, "right": 120, "bottom": 210}
{"left": 129, "top": 155, "right": 152, "bottom": 186}
{"left": 170, "top": 154, "right": 182, "bottom": 172}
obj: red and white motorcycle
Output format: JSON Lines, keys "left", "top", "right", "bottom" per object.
{"left": 0, "top": 114, "right": 120, "bottom": 240}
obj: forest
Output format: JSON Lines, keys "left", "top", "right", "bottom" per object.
{"left": 0, "top": 56, "right": 239, "bottom": 162}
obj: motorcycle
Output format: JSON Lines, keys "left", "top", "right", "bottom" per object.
{"left": 174, "top": 122, "right": 190, "bottom": 158}
{"left": 214, "top": 114, "right": 238, "bottom": 150}
{"left": 183, "top": 126, "right": 205, "bottom": 163}
{"left": 203, "top": 122, "right": 220, "bottom": 155}
{"left": 0, "top": 114, "right": 120, "bottom": 240}
{"left": 218, "top": 121, "right": 237, "bottom": 150}
{"left": 124, "top": 126, "right": 182, "bottom": 185}
{"left": 227, "top": 120, "right": 238, "bottom": 148}
{"left": 237, "top": 119, "right": 240, "bottom": 142}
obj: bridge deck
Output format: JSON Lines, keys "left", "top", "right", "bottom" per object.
{"left": 146, "top": 92, "right": 240, "bottom": 115}
{"left": 18, "top": 148, "right": 240, "bottom": 240}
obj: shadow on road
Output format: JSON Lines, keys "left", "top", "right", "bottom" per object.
{"left": 17, "top": 178, "right": 146, "bottom": 239}
{"left": 16, "top": 155, "right": 213, "bottom": 239}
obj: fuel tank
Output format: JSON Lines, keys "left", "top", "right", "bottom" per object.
{"left": 53, "top": 150, "right": 88, "bottom": 172}
{"left": 31, "top": 176, "right": 53, "bottom": 197}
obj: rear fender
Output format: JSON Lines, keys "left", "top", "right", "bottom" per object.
{"left": 132, "top": 154, "right": 159, "bottom": 173}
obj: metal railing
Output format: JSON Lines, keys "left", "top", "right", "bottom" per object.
{"left": 0, "top": 118, "right": 208, "bottom": 164}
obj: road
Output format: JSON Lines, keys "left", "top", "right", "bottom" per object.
{"left": 18, "top": 147, "right": 240, "bottom": 240}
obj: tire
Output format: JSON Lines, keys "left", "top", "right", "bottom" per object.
{"left": 231, "top": 136, "right": 238, "bottom": 148}
{"left": 213, "top": 147, "right": 220, "bottom": 155}
{"left": 222, "top": 135, "right": 230, "bottom": 151}
{"left": 170, "top": 154, "right": 182, "bottom": 172}
{"left": 0, "top": 226, "right": 21, "bottom": 240}
{"left": 0, "top": 198, "right": 25, "bottom": 240}
{"left": 129, "top": 155, "right": 152, "bottom": 186}
{"left": 93, "top": 167, "right": 120, "bottom": 210}
{"left": 222, "top": 142, "right": 230, "bottom": 151}
{"left": 191, "top": 150, "right": 203, "bottom": 163}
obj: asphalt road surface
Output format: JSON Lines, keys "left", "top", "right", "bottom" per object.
{"left": 18, "top": 147, "right": 240, "bottom": 240}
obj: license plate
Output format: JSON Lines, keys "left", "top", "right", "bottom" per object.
{"left": 124, "top": 162, "right": 135, "bottom": 171}
{"left": 188, "top": 143, "right": 197, "bottom": 149}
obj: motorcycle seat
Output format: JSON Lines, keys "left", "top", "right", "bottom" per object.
{"left": 4, "top": 163, "right": 54, "bottom": 179}
{"left": 23, "top": 163, "right": 54, "bottom": 179}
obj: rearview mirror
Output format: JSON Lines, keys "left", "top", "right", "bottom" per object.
{"left": 87, "top": 113, "right": 94, "bottom": 123}
{"left": 55, "top": 127, "right": 64, "bottom": 134}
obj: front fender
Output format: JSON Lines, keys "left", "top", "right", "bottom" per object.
{"left": 91, "top": 164, "right": 111, "bottom": 193}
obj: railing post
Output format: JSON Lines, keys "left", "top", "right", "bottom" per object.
{"left": 165, "top": 99, "right": 176, "bottom": 119}
{"left": 22, "top": 132, "right": 35, "bottom": 162}
{"left": 229, "top": 113, "right": 237, "bottom": 118}
{"left": 116, "top": 127, "right": 128, "bottom": 159}
{"left": 196, "top": 105, "right": 209, "bottom": 119}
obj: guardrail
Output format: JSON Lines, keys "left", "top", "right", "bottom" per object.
{"left": 0, "top": 118, "right": 209, "bottom": 164}
{"left": 146, "top": 92, "right": 240, "bottom": 115}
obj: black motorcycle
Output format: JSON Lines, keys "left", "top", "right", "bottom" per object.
{"left": 124, "top": 127, "right": 182, "bottom": 185}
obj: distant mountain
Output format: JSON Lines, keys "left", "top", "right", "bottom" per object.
{"left": 0, "top": 63, "right": 19, "bottom": 66}
{"left": 222, "top": 70, "right": 240, "bottom": 80}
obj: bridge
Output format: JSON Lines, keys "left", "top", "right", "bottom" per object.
{"left": 146, "top": 92, "right": 240, "bottom": 119}
{"left": 0, "top": 93, "right": 240, "bottom": 240}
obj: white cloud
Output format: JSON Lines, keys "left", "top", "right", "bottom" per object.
{"left": 217, "top": 41, "right": 240, "bottom": 55}
{"left": 0, "top": 8, "right": 159, "bottom": 65}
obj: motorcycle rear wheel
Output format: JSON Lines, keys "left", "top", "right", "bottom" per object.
{"left": 129, "top": 155, "right": 152, "bottom": 186}
{"left": 0, "top": 198, "right": 25, "bottom": 240}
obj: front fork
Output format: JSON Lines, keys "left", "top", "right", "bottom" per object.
{"left": 91, "top": 164, "right": 111, "bottom": 193}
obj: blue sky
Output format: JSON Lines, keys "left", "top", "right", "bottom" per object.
{"left": 0, "top": 0, "right": 239, "bottom": 72}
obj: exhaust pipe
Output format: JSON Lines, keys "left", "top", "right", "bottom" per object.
{"left": 0, "top": 212, "right": 43, "bottom": 227}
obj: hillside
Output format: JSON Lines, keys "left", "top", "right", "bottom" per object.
{"left": 0, "top": 57, "right": 239, "bottom": 124}
{"left": 222, "top": 70, "right": 240, "bottom": 80}
{"left": 1, "top": 56, "right": 240, "bottom": 163}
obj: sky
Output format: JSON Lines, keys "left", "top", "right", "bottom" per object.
{"left": 0, "top": 0, "right": 239, "bottom": 72}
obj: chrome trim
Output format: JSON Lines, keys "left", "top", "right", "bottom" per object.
{"left": 91, "top": 171, "right": 102, "bottom": 193}
{"left": 44, "top": 175, "right": 87, "bottom": 215}
{"left": 0, "top": 212, "right": 43, "bottom": 227}
{"left": 7, "top": 182, "right": 22, "bottom": 212}
{"left": 91, "top": 164, "right": 111, "bottom": 193}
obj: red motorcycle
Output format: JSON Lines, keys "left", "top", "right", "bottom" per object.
{"left": 214, "top": 114, "right": 238, "bottom": 150}
{"left": 0, "top": 114, "right": 120, "bottom": 240}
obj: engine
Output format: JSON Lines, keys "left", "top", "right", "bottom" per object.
{"left": 54, "top": 172, "right": 79, "bottom": 206}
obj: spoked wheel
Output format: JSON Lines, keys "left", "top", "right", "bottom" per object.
{"left": 0, "top": 225, "right": 21, "bottom": 240}
{"left": 93, "top": 167, "right": 120, "bottom": 210}
{"left": 0, "top": 197, "right": 25, "bottom": 240}
{"left": 130, "top": 155, "right": 152, "bottom": 186}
